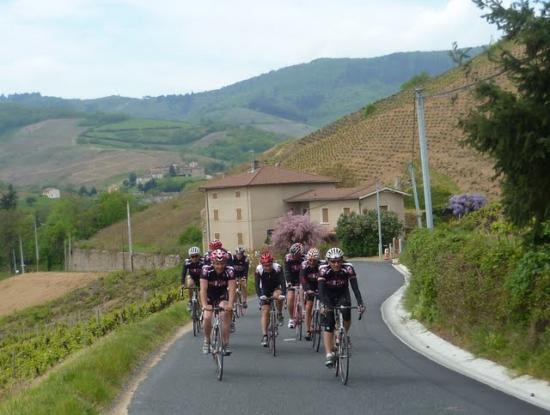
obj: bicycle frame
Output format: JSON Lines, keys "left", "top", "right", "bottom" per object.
{"left": 210, "top": 306, "right": 224, "bottom": 381}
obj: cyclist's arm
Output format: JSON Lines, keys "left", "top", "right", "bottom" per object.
{"left": 349, "top": 277, "right": 364, "bottom": 305}
{"left": 254, "top": 270, "right": 262, "bottom": 297}
{"left": 243, "top": 258, "right": 250, "bottom": 277}
{"left": 200, "top": 278, "right": 209, "bottom": 309}
{"left": 227, "top": 279, "right": 236, "bottom": 310}
{"left": 283, "top": 258, "right": 292, "bottom": 283}
{"left": 278, "top": 270, "right": 287, "bottom": 296}
{"left": 318, "top": 278, "right": 327, "bottom": 304}
{"left": 181, "top": 262, "right": 188, "bottom": 286}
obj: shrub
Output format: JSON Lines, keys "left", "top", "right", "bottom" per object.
{"left": 448, "top": 194, "right": 487, "bottom": 218}
{"left": 336, "top": 210, "right": 403, "bottom": 257}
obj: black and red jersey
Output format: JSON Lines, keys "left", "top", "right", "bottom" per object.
{"left": 200, "top": 264, "right": 235, "bottom": 300}
{"left": 299, "top": 260, "right": 322, "bottom": 292}
{"left": 255, "top": 263, "right": 286, "bottom": 297}
{"left": 182, "top": 257, "right": 204, "bottom": 284}
{"left": 284, "top": 253, "right": 305, "bottom": 286}
{"left": 318, "top": 263, "right": 357, "bottom": 290}
{"left": 232, "top": 255, "right": 250, "bottom": 278}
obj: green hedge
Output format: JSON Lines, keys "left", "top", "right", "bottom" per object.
{"left": 401, "top": 206, "right": 550, "bottom": 380}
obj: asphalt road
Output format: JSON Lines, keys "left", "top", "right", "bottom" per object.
{"left": 128, "top": 261, "right": 548, "bottom": 415}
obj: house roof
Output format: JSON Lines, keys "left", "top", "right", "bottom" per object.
{"left": 284, "top": 183, "right": 408, "bottom": 202}
{"left": 199, "top": 165, "right": 339, "bottom": 190}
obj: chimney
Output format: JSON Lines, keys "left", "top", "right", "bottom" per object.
{"left": 250, "top": 160, "right": 260, "bottom": 172}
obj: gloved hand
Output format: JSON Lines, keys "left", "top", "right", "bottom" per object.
{"left": 278, "top": 295, "right": 286, "bottom": 301}
{"left": 259, "top": 295, "right": 268, "bottom": 301}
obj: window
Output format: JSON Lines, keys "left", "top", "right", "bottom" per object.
{"left": 237, "top": 233, "right": 243, "bottom": 245}
{"left": 343, "top": 207, "right": 351, "bottom": 215}
{"left": 322, "top": 208, "right": 329, "bottom": 223}
{"left": 235, "top": 191, "right": 240, "bottom": 198}
{"left": 236, "top": 208, "right": 242, "bottom": 220}
{"left": 212, "top": 193, "right": 218, "bottom": 199}
{"left": 213, "top": 209, "right": 219, "bottom": 220}
{"left": 380, "top": 205, "right": 388, "bottom": 211}
{"left": 302, "top": 208, "right": 308, "bottom": 215}
{"left": 214, "top": 233, "right": 220, "bottom": 239}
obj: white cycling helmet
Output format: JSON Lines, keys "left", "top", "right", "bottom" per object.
{"left": 325, "top": 247, "right": 344, "bottom": 261}
{"left": 306, "top": 248, "right": 320, "bottom": 260}
{"left": 188, "top": 246, "right": 201, "bottom": 256}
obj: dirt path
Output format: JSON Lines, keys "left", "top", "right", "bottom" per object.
{"left": 0, "top": 272, "right": 103, "bottom": 317}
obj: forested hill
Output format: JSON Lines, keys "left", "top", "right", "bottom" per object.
{"left": 1, "top": 48, "right": 481, "bottom": 133}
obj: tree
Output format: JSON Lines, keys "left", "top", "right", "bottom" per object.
{"left": 271, "top": 212, "right": 328, "bottom": 254}
{"left": 78, "top": 186, "right": 89, "bottom": 196}
{"left": 460, "top": 1, "right": 550, "bottom": 242}
{"left": 0, "top": 184, "right": 17, "bottom": 210}
{"left": 169, "top": 164, "right": 177, "bottom": 177}
{"left": 89, "top": 187, "right": 98, "bottom": 196}
{"left": 336, "top": 210, "right": 403, "bottom": 257}
{"left": 400, "top": 71, "right": 431, "bottom": 91}
{"left": 128, "top": 172, "right": 137, "bottom": 187}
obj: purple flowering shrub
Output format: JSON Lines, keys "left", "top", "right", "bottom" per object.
{"left": 448, "top": 194, "right": 487, "bottom": 218}
{"left": 271, "top": 212, "right": 328, "bottom": 254}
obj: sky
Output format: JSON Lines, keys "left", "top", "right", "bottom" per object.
{"left": 0, "top": 0, "right": 504, "bottom": 99}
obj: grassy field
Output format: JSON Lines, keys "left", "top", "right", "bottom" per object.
{"left": 82, "top": 187, "right": 204, "bottom": 254}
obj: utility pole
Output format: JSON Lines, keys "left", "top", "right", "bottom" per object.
{"left": 415, "top": 88, "right": 434, "bottom": 229}
{"left": 127, "top": 201, "right": 134, "bottom": 272}
{"left": 12, "top": 248, "right": 17, "bottom": 274}
{"left": 408, "top": 162, "right": 423, "bottom": 227}
{"left": 68, "top": 234, "right": 72, "bottom": 272}
{"left": 34, "top": 216, "right": 39, "bottom": 272}
{"left": 376, "top": 181, "right": 383, "bottom": 259}
{"left": 18, "top": 235, "right": 25, "bottom": 274}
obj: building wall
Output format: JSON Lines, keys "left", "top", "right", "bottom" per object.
{"left": 360, "top": 191, "right": 406, "bottom": 223}
{"left": 308, "top": 200, "right": 360, "bottom": 232}
{"left": 205, "top": 187, "right": 252, "bottom": 250}
{"left": 248, "top": 183, "right": 336, "bottom": 248}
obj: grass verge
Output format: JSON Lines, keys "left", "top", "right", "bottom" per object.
{"left": 0, "top": 302, "right": 188, "bottom": 415}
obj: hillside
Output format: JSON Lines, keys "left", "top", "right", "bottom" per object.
{"left": 266, "top": 46, "right": 510, "bottom": 199}
{"left": 2, "top": 49, "right": 481, "bottom": 135}
{"left": 0, "top": 118, "right": 183, "bottom": 187}
{"left": 82, "top": 187, "right": 203, "bottom": 254}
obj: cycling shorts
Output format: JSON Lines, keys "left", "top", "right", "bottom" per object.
{"left": 321, "top": 289, "right": 351, "bottom": 332}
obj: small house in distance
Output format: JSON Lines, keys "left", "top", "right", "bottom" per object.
{"left": 200, "top": 164, "right": 406, "bottom": 251}
{"left": 42, "top": 187, "right": 60, "bottom": 199}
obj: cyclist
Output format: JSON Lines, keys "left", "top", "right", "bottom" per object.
{"left": 284, "top": 242, "right": 304, "bottom": 329}
{"left": 181, "top": 246, "right": 204, "bottom": 311}
{"left": 318, "top": 247, "right": 365, "bottom": 368}
{"left": 255, "top": 251, "right": 286, "bottom": 347}
{"left": 299, "top": 248, "right": 322, "bottom": 341}
{"left": 200, "top": 249, "right": 236, "bottom": 356}
{"left": 232, "top": 246, "right": 250, "bottom": 308}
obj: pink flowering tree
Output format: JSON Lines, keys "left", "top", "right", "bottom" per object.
{"left": 271, "top": 212, "right": 328, "bottom": 254}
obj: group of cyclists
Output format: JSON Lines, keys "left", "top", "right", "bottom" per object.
{"left": 181, "top": 239, "right": 365, "bottom": 368}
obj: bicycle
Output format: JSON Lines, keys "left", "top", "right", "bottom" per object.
{"left": 184, "top": 287, "right": 202, "bottom": 337}
{"left": 209, "top": 305, "right": 226, "bottom": 381}
{"left": 310, "top": 294, "right": 322, "bottom": 352}
{"left": 292, "top": 285, "right": 304, "bottom": 341}
{"left": 328, "top": 305, "right": 363, "bottom": 385}
{"left": 263, "top": 296, "right": 279, "bottom": 357}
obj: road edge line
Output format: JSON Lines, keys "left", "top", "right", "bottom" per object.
{"left": 381, "top": 263, "right": 550, "bottom": 412}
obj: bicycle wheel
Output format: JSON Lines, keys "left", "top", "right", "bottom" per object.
{"left": 312, "top": 310, "right": 321, "bottom": 352}
{"left": 339, "top": 332, "right": 349, "bottom": 385}
{"left": 270, "top": 310, "right": 277, "bottom": 357}
{"left": 212, "top": 324, "right": 224, "bottom": 381}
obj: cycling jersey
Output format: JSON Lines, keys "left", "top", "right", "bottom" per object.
{"left": 200, "top": 264, "right": 235, "bottom": 305}
{"left": 232, "top": 255, "right": 249, "bottom": 279}
{"left": 284, "top": 253, "right": 305, "bottom": 287}
{"left": 318, "top": 262, "right": 364, "bottom": 305}
{"left": 182, "top": 257, "right": 204, "bottom": 284}
{"left": 255, "top": 263, "right": 287, "bottom": 298}
{"left": 299, "top": 260, "right": 322, "bottom": 297}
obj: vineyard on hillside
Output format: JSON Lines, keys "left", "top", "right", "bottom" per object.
{"left": 270, "top": 45, "right": 516, "bottom": 199}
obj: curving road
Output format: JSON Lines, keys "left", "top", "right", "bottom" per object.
{"left": 128, "top": 261, "right": 548, "bottom": 415}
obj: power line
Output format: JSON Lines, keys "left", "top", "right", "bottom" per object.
{"left": 424, "top": 68, "right": 508, "bottom": 99}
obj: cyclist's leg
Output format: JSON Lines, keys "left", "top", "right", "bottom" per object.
{"left": 305, "top": 291, "right": 314, "bottom": 332}
{"left": 321, "top": 297, "right": 336, "bottom": 355}
{"left": 203, "top": 299, "right": 214, "bottom": 343}
{"left": 241, "top": 277, "right": 248, "bottom": 304}
{"left": 287, "top": 284, "right": 296, "bottom": 321}
{"left": 340, "top": 290, "right": 352, "bottom": 332}
{"left": 219, "top": 299, "right": 231, "bottom": 345}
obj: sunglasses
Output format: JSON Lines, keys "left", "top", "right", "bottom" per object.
{"left": 329, "top": 259, "right": 342, "bottom": 264}
{"left": 191, "top": 255, "right": 200, "bottom": 258}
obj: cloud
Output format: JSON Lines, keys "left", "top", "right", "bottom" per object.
{"left": 0, "top": 0, "right": 502, "bottom": 98}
